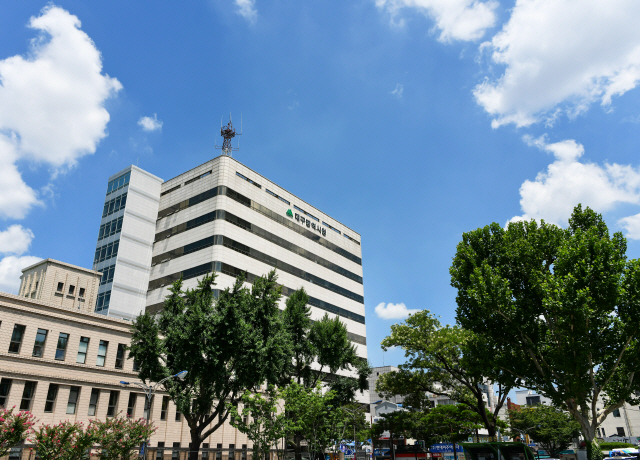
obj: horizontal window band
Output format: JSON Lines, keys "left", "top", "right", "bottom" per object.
{"left": 157, "top": 185, "right": 361, "bottom": 265}
{"left": 151, "top": 234, "right": 363, "bottom": 302}
{"left": 147, "top": 261, "right": 365, "bottom": 324}
{"left": 154, "top": 209, "right": 362, "bottom": 284}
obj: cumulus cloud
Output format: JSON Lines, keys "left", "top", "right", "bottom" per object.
{"left": 375, "top": 0, "right": 497, "bottom": 42}
{"left": 510, "top": 136, "right": 640, "bottom": 228}
{"left": 0, "top": 225, "right": 35, "bottom": 256}
{"left": 375, "top": 302, "right": 420, "bottom": 320}
{"left": 0, "top": 255, "right": 42, "bottom": 294}
{"left": 235, "top": 0, "right": 257, "bottom": 24}
{"left": 138, "top": 114, "right": 163, "bottom": 132}
{"left": 474, "top": 0, "right": 640, "bottom": 128}
{"left": 391, "top": 84, "right": 404, "bottom": 98}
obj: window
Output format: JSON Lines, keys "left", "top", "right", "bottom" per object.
{"left": 0, "top": 379, "right": 11, "bottom": 408}
{"left": 96, "top": 290, "right": 111, "bottom": 313}
{"left": 202, "top": 443, "right": 210, "bottom": 460}
{"left": 115, "top": 344, "right": 126, "bottom": 369}
{"left": 93, "top": 240, "right": 120, "bottom": 264}
{"left": 156, "top": 442, "right": 165, "bottom": 460}
{"left": 102, "top": 193, "right": 128, "bottom": 218}
{"left": 293, "top": 204, "right": 319, "bottom": 222}
{"left": 99, "top": 265, "right": 116, "bottom": 286}
{"left": 172, "top": 443, "right": 181, "bottom": 460}
{"left": 32, "top": 328, "right": 48, "bottom": 357}
{"left": 96, "top": 340, "right": 108, "bottom": 367}
{"left": 617, "top": 427, "right": 626, "bottom": 436}
{"left": 175, "top": 406, "right": 182, "bottom": 422}
{"left": 67, "top": 386, "right": 80, "bottom": 414}
{"left": 79, "top": 287, "right": 85, "bottom": 298}
{"left": 161, "top": 184, "right": 181, "bottom": 196}
{"left": 228, "top": 444, "right": 235, "bottom": 460}
{"left": 613, "top": 408, "right": 621, "bottom": 417}
{"left": 19, "top": 381, "right": 36, "bottom": 411}
{"left": 77, "top": 337, "right": 89, "bottom": 364}
{"left": 241, "top": 445, "right": 247, "bottom": 460}
{"left": 106, "top": 172, "right": 131, "bottom": 195}
{"left": 322, "top": 221, "right": 341, "bottom": 234}
{"left": 107, "top": 390, "right": 119, "bottom": 417}
{"left": 265, "top": 189, "right": 290, "bottom": 205}
{"left": 98, "top": 216, "right": 124, "bottom": 241}
{"left": 144, "top": 395, "right": 153, "bottom": 420}
{"left": 55, "top": 333, "right": 69, "bottom": 360}
{"left": 88, "top": 388, "right": 100, "bottom": 416}
{"left": 57, "top": 282, "right": 64, "bottom": 292}
{"left": 185, "top": 170, "right": 212, "bottom": 186}
{"left": 127, "top": 393, "right": 137, "bottom": 418}
{"left": 526, "top": 396, "right": 541, "bottom": 406}
{"left": 343, "top": 233, "right": 361, "bottom": 245}
{"left": 216, "top": 444, "right": 222, "bottom": 460}
{"left": 133, "top": 359, "right": 139, "bottom": 372}
{"left": 68, "top": 285, "right": 75, "bottom": 295}
{"left": 44, "top": 384, "right": 59, "bottom": 413}
{"left": 161, "top": 396, "right": 169, "bottom": 420}
{"left": 235, "top": 171, "right": 261, "bottom": 188}
{"left": 8, "top": 324, "right": 26, "bottom": 354}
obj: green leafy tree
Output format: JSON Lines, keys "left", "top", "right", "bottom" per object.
{"left": 451, "top": 205, "right": 640, "bottom": 460}
{"left": 370, "top": 410, "right": 414, "bottom": 460}
{"left": 30, "top": 421, "right": 94, "bottom": 460}
{"left": 0, "top": 407, "right": 34, "bottom": 457}
{"left": 230, "top": 385, "right": 289, "bottom": 460}
{"left": 91, "top": 416, "right": 156, "bottom": 460}
{"left": 420, "top": 405, "right": 483, "bottom": 460}
{"left": 282, "top": 382, "right": 346, "bottom": 460}
{"left": 128, "top": 271, "right": 293, "bottom": 460}
{"left": 378, "top": 310, "right": 516, "bottom": 437}
{"left": 282, "top": 293, "right": 370, "bottom": 460}
{"left": 507, "top": 405, "right": 581, "bottom": 457}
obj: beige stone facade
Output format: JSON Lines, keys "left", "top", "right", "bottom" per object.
{"left": 18, "top": 259, "right": 102, "bottom": 314}
{"left": 0, "top": 291, "right": 252, "bottom": 457}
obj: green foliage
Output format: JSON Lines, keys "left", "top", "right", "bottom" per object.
{"left": 451, "top": 205, "right": 640, "bottom": 451}
{"left": 30, "top": 421, "right": 93, "bottom": 460}
{"left": 128, "top": 271, "right": 293, "bottom": 459}
{"left": 507, "top": 405, "right": 581, "bottom": 457}
{"left": 378, "top": 310, "right": 515, "bottom": 436}
{"left": 282, "top": 382, "right": 346, "bottom": 460}
{"left": 230, "top": 385, "right": 289, "bottom": 460}
{"left": 282, "top": 288, "right": 315, "bottom": 386}
{"left": 599, "top": 442, "right": 637, "bottom": 450}
{"left": 91, "top": 416, "right": 156, "bottom": 460}
{"left": 0, "top": 408, "right": 35, "bottom": 457}
{"left": 421, "top": 405, "right": 483, "bottom": 444}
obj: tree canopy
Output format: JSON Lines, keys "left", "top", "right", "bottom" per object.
{"left": 128, "top": 271, "right": 292, "bottom": 460}
{"left": 378, "top": 310, "right": 515, "bottom": 437}
{"left": 507, "top": 405, "right": 581, "bottom": 457}
{"left": 451, "top": 205, "right": 640, "bottom": 460}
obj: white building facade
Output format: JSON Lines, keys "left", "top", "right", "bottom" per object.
{"left": 93, "top": 165, "right": 163, "bottom": 320}
{"left": 145, "top": 155, "right": 367, "bottom": 401}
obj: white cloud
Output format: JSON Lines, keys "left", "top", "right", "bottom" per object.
{"left": 375, "top": 302, "right": 420, "bottom": 320}
{"left": 0, "top": 255, "right": 42, "bottom": 294}
{"left": 138, "top": 114, "right": 163, "bottom": 132}
{"left": 0, "top": 5, "right": 121, "bottom": 217}
{"left": 391, "top": 84, "right": 404, "bottom": 98}
{"left": 510, "top": 136, "right": 640, "bottom": 228}
{"left": 375, "top": 0, "right": 497, "bottom": 42}
{"left": 235, "top": 0, "right": 257, "bottom": 24}
{"left": 0, "top": 225, "right": 34, "bottom": 256}
{"left": 474, "top": 0, "right": 640, "bottom": 128}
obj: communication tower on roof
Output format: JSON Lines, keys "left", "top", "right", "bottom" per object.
{"left": 215, "top": 113, "right": 242, "bottom": 156}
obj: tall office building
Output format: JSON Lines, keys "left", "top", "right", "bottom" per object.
{"left": 92, "top": 165, "right": 163, "bottom": 319}
{"left": 146, "top": 154, "right": 367, "bottom": 389}
{"left": 92, "top": 150, "right": 367, "bottom": 400}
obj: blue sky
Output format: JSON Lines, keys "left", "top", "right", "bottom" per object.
{"left": 3, "top": 0, "right": 640, "bottom": 368}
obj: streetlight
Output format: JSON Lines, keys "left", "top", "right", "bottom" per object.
{"left": 343, "top": 407, "right": 360, "bottom": 460}
{"left": 120, "top": 371, "right": 188, "bottom": 457}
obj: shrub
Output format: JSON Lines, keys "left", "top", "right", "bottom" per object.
{"left": 30, "top": 421, "right": 94, "bottom": 460}
{"left": 599, "top": 442, "right": 637, "bottom": 450}
{"left": 0, "top": 407, "right": 35, "bottom": 457}
{"left": 91, "top": 415, "right": 156, "bottom": 460}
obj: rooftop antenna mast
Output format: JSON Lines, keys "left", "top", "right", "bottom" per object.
{"left": 215, "top": 113, "right": 242, "bottom": 157}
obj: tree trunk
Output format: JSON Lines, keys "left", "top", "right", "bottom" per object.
{"left": 294, "top": 434, "right": 303, "bottom": 460}
{"left": 190, "top": 431, "right": 203, "bottom": 460}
